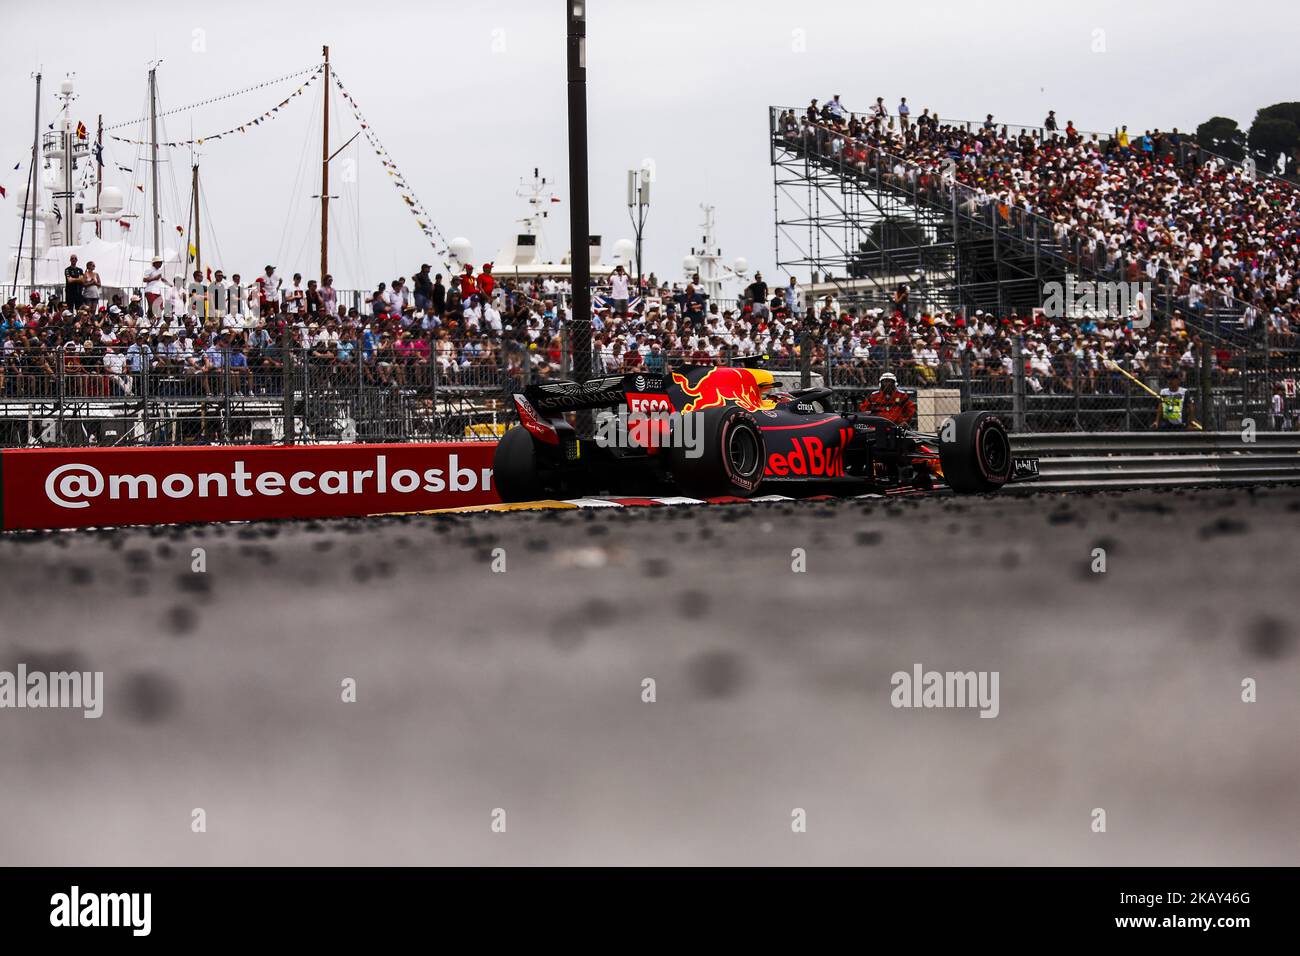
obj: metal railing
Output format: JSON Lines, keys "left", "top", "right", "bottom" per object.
{"left": 1009, "top": 432, "right": 1300, "bottom": 489}
{"left": 4, "top": 333, "right": 1298, "bottom": 447}
{"left": 0, "top": 345, "right": 519, "bottom": 447}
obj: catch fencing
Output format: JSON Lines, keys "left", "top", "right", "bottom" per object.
{"left": 3, "top": 337, "right": 1298, "bottom": 448}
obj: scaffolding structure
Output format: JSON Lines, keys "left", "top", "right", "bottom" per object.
{"left": 770, "top": 106, "right": 1049, "bottom": 318}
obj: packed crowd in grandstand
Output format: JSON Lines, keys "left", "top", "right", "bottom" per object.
{"left": 2, "top": 256, "right": 1231, "bottom": 402}
{"left": 776, "top": 95, "right": 1300, "bottom": 347}
{"left": 3, "top": 93, "right": 1298, "bottom": 409}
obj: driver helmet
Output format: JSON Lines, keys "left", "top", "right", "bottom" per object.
{"left": 878, "top": 372, "right": 898, "bottom": 388}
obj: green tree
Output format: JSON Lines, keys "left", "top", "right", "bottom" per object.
{"left": 1196, "top": 116, "right": 1245, "bottom": 161}
{"left": 1249, "top": 103, "right": 1300, "bottom": 173}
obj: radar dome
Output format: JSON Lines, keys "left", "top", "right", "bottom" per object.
{"left": 682, "top": 255, "right": 699, "bottom": 275}
{"left": 99, "top": 186, "right": 124, "bottom": 214}
{"left": 733, "top": 257, "right": 749, "bottom": 276}
{"left": 611, "top": 238, "right": 635, "bottom": 264}
{"left": 448, "top": 237, "right": 474, "bottom": 265}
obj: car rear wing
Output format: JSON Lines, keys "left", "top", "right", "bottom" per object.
{"left": 524, "top": 372, "right": 668, "bottom": 414}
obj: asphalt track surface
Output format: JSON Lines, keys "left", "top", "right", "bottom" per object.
{"left": 1, "top": 485, "right": 1297, "bottom": 866}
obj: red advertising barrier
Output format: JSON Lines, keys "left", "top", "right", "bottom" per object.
{"left": 0, "top": 443, "right": 500, "bottom": 531}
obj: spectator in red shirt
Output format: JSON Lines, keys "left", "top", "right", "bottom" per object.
{"left": 477, "top": 263, "right": 495, "bottom": 302}
{"left": 458, "top": 265, "right": 478, "bottom": 301}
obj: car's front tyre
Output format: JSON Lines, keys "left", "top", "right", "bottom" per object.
{"left": 937, "top": 411, "right": 1013, "bottom": 493}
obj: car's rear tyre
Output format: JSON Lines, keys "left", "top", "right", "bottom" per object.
{"left": 938, "top": 411, "right": 1012, "bottom": 494}
{"left": 493, "top": 426, "right": 550, "bottom": 502}
{"left": 668, "top": 406, "right": 766, "bottom": 498}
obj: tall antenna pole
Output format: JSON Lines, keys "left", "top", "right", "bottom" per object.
{"left": 320, "top": 45, "right": 330, "bottom": 280}
{"left": 95, "top": 113, "right": 103, "bottom": 238}
{"left": 191, "top": 162, "right": 201, "bottom": 276}
{"left": 149, "top": 64, "right": 161, "bottom": 261}
{"left": 30, "top": 71, "right": 41, "bottom": 290}
{"left": 62, "top": 84, "right": 74, "bottom": 247}
{"left": 566, "top": 2, "right": 591, "bottom": 390}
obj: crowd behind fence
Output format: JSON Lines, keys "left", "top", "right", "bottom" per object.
{"left": 4, "top": 334, "right": 1298, "bottom": 447}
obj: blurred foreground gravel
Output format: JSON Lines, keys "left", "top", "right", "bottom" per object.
{"left": 0, "top": 486, "right": 1297, "bottom": 865}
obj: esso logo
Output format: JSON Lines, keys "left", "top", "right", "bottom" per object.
{"left": 627, "top": 393, "right": 673, "bottom": 413}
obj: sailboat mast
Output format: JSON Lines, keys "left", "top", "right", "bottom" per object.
{"left": 30, "top": 71, "right": 41, "bottom": 289}
{"left": 95, "top": 114, "right": 103, "bottom": 239}
{"left": 320, "top": 44, "right": 330, "bottom": 280}
{"left": 62, "top": 88, "right": 73, "bottom": 247}
{"left": 149, "top": 65, "right": 160, "bottom": 260}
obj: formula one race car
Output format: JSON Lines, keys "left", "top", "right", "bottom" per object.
{"left": 493, "top": 363, "right": 1039, "bottom": 501}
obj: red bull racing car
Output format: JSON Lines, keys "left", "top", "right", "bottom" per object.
{"left": 493, "top": 363, "right": 1039, "bottom": 501}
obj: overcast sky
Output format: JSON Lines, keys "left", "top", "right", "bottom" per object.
{"left": 2, "top": 0, "right": 1297, "bottom": 294}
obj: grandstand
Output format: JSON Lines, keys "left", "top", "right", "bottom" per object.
{"left": 771, "top": 102, "right": 1300, "bottom": 429}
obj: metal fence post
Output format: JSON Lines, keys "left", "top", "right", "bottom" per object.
{"left": 800, "top": 327, "right": 811, "bottom": 389}
{"left": 1200, "top": 339, "right": 1214, "bottom": 430}
{"left": 223, "top": 349, "right": 232, "bottom": 442}
{"left": 355, "top": 345, "right": 364, "bottom": 442}
{"left": 1012, "top": 334, "right": 1026, "bottom": 431}
{"left": 1123, "top": 356, "right": 1134, "bottom": 430}
{"left": 140, "top": 349, "right": 151, "bottom": 445}
{"left": 302, "top": 345, "right": 310, "bottom": 442}
{"left": 1073, "top": 356, "right": 1083, "bottom": 431}
{"left": 960, "top": 348, "right": 972, "bottom": 412}
{"left": 281, "top": 330, "right": 294, "bottom": 445}
{"left": 56, "top": 351, "right": 65, "bottom": 446}
{"left": 500, "top": 338, "right": 513, "bottom": 406}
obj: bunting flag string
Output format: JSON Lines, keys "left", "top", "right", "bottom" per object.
{"left": 107, "top": 67, "right": 324, "bottom": 148}
{"left": 104, "top": 64, "right": 323, "bottom": 132}
{"left": 329, "top": 66, "right": 450, "bottom": 255}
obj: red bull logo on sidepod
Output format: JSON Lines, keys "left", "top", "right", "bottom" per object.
{"left": 671, "top": 367, "right": 770, "bottom": 413}
{"left": 766, "top": 427, "right": 854, "bottom": 478}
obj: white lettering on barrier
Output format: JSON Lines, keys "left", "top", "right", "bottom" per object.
{"left": 42, "top": 455, "right": 493, "bottom": 510}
